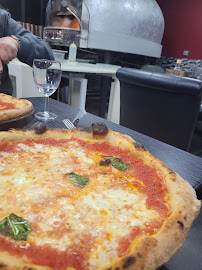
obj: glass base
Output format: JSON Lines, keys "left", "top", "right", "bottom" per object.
{"left": 34, "top": 111, "right": 58, "bottom": 121}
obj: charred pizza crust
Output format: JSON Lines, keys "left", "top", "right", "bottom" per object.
{"left": 0, "top": 94, "right": 33, "bottom": 122}
{"left": 0, "top": 126, "right": 200, "bottom": 270}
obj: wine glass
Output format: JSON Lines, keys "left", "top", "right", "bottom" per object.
{"left": 33, "top": 59, "right": 62, "bottom": 120}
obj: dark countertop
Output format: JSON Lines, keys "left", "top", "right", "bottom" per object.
{"left": 24, "top": 97, "right": 202, "bottom": 198}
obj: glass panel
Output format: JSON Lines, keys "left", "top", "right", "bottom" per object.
{"left": 46, "top": 0, "right": 82, "bottom": 29}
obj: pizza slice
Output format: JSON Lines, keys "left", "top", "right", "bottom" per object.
{"left": 0, "top": 94, "right": 33, "bottom": 122}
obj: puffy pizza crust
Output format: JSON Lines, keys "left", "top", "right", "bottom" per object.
{"left": 0, "top": 127, "right": 200, "bottom": 270}
{"left": 0, "top": 94, "right": 33, "bottom": 121}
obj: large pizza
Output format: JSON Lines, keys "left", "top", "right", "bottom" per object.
{"left": 0, "top": 94, "right": 33, "bottom": 122}
{"left": 0, "top": 123, "right": 200, "bottom": 270}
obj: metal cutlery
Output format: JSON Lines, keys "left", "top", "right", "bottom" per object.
{"left": 62, "top": 118, "right": 75, "bottom": 129}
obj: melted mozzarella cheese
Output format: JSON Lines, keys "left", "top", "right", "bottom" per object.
{"left": 0, "top": 140, "right": 162, "bottom": 269}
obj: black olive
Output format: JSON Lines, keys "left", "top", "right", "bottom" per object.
{"left": 92, "top": 122, "right": 109, "bottom": 138}
{"left": 33, "top": 122, "right": 47, "bottom": 134}
{"left": 99, "top": 159, "right": 111, "bottom": 166}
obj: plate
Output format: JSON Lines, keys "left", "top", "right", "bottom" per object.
{"left": 0, "top": 109, "right": 35, "bottom": 131}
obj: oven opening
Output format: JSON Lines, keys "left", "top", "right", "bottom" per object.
{"left": 50, "top": 13, "right": 80, "bottom": 30}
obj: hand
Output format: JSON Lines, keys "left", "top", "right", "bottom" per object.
{"left": 0, "top": 37, "right": 18, "bottom": 71}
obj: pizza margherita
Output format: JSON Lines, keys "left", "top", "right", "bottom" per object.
{"left": 0, "top": 123, "right": 200, "bottom": 270}
{"left": 0, "top": 94, "right": 33, "bottom": 122}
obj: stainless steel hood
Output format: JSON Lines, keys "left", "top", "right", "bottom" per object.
{"left": 44, "top": 0, "right": 164, "bottom": 58}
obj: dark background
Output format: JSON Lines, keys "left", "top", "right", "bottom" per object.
{"left": 0, "top": 0, "right": 48, "bottom": 25}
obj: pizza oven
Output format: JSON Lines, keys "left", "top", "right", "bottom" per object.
{"left": 44, "top": 0, "right": 164, "bottom": 58}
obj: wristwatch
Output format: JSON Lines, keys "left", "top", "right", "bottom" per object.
{"left": 10, "top": 35, "right": 20, "bottom": 42}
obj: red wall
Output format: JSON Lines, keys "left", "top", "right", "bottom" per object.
{"left": 156, "top": 0, "right": 202, "bottom": 59}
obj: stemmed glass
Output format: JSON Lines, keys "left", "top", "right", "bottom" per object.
{"left": 33, "top": 59, "right": 62, "bottom": 120}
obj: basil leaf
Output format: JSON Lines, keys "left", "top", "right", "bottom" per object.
{"left": 0, "top": 213, "right": 31, "bottom": 241}
{"left": 109, "top": 158, "right": 131, "bottom": 171}
{"left": 66, "top": 172, "right": 90, "bottom": 188}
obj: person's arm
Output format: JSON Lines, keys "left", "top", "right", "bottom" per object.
{"left": 2, "top": 10, "right": 54, "bottom": 67}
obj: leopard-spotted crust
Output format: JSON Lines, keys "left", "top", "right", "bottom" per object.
{"left": 0, "top": 127, "right": 200, "bottom": 270}
{"left": 0, "top": 94, "right": 33, "bottom": 121}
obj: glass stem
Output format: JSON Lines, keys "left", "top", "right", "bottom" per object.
{"left": 44, "top": 96, "right": 49, "bottom": 116}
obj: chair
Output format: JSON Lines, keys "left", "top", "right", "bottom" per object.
{"left": 116, "top": 67, "right": 202, "bottom": 152}
{"left": 8, "top": 59, "right": 41, "bottom": 98}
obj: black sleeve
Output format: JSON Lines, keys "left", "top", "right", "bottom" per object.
{"left": 3, "top": 11, "right": 55, "bottom": 66}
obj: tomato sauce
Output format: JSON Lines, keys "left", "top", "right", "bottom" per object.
{"left": 75, "top": 139, "right": 169, "bottom": 216}
{"left": 0, "top": 137, "right": 170, "bottom": 267}
{"left": 117, "top": 236, "right": 130, "bottom": 257}
{"left": 117, "top": 220, "right": 164, "bottom": 257}
{"left": 0, "top": 234, "right": 92, "bottom": 270}
{"left": 0, "top": 100, "right": 16, "bottom": 110}
{"left": 0, "top": 142, "right": 19, "bottom": 153}
{"left": 1, "top": 137, "right": 169, "bottom": 217}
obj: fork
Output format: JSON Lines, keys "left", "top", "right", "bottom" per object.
{"left": 62, "top": 119, "right": 75, "bottom": 129}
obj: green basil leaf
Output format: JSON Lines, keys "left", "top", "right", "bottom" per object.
{"left": 0, "top": 213, "right": 31, "bottom": 241}
{"left": 66, "top": 172, "right": 90, "bottom": 188}
{"left": 109, "top": 158, "right": 131, "bottom": 171}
